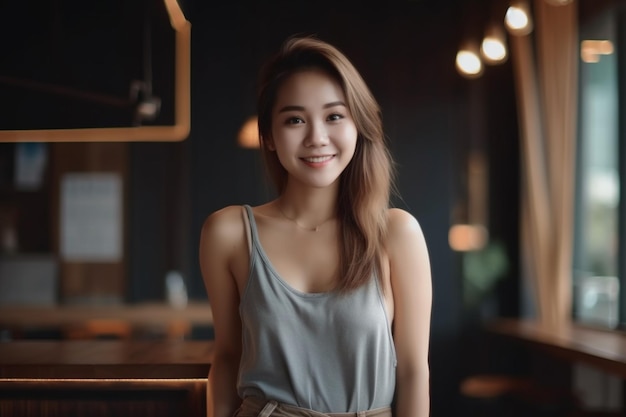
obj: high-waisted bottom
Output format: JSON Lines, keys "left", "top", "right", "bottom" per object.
{"left": 233, "top": 397, "right": 393, "bottom": 417}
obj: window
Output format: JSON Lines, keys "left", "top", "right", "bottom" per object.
{"left": 573, "top": 6, "right": 621, "bottom": 329}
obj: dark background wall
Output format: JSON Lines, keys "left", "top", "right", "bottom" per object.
{"left": 0, "top": 0, "right": 521, "bottom": 415}
{"left": 175, "top": 2, "right": 521, "bottom": 415}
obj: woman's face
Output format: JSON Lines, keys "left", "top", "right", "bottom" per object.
{"left": 269, "top": 68, "right": 358, "bottom": 190}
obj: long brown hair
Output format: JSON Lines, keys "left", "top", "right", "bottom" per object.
{"left": 257, "top": 36, "right": 395, "bottom": 292}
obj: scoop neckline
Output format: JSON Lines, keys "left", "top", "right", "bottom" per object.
{"left": 245, "top": 205, "right": 335, "bottom": 299}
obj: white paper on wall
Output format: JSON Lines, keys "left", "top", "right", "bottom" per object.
{"left": 60, "top": 173, "right": 122, "bottom": 262}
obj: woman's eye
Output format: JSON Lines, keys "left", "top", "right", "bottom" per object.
{"left": 286, "top": 117, "right": 304, "bottom": 125}
{"left": 327, "top": 113, "right": 344, "bottom": 121}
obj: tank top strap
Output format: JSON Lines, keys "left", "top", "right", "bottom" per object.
{"left": 242, "top": 204, "right": 260, "bottom": 251}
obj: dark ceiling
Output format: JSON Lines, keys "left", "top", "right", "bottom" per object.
{"left": 0, "top": 0, "right": 176, "bottom": 130}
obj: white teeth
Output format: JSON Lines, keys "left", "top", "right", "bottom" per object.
{"left": 303, "top": 155, "right": 333, "bottom": 163}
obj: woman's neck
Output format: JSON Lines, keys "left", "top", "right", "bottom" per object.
{"left": 277, "top": 182, "right": 339, "bottom": 227}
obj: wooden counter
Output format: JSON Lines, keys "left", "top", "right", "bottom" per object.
{"left": 0, "top": 340, "right": 213, "bottom": 417}
{"left": 0, "top": 301, "right": 213, "bottom": 340}
{"left": 0, "top": 340, "right": 213, "bottom": 379}
{"left": 487, "top": 318, "right": 626, "bottom": 379}
{"left": 0, "top": 301, "right": 213, "bottom": 328}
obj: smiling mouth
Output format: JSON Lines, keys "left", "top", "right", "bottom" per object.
{"left": 302, "top": 155, "right": 334, "bottom": 163}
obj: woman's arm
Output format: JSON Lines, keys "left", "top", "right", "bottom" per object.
{"left": 387, "top": 208, "right": 433, "bottom": 417}
{"left": 199, "top": 207, "right": 245, "bottom": 417}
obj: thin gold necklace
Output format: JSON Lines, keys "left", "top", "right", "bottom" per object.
{"left": 277, "top": 204, "right": 334, "bottom": 232}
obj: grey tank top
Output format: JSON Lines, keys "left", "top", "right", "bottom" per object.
{"left": 237, "top": 205, "right": 397, "bottom": 413}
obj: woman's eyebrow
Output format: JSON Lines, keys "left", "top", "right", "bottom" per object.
{"left": 278, "top": 105, "right": 304, "bottom": 113}
{"left": 323, "top": 101, "right": 346, "bottom": 109}
{"left": 278, "top": 101, "right": 346, "bottom": 113}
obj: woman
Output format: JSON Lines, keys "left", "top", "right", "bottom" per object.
{"left": 199, "top": 36, "right": 432, "bottom": 417}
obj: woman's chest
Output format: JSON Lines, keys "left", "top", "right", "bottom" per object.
{"left": 261, "top": 232, "right": 340, "bottom": 294}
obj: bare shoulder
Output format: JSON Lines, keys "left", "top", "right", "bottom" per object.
{"left": 384, "top": 208, "right": 430, "bottom": 270}
{"left": 386, "top": 208, "right": 425, "bottom": 243}
{"left": 200, "top": 205, "right": 247, "bottom": 258}
{"left": 201, "top": 205, "right": 245, "bottom": 238}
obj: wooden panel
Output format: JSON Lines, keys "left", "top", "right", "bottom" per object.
{"left": 0, "top": 143, "right": 53, "bottom": 253}
{"left": 50, "top": 142, "right": 129, "bottom": 304}
{"left": 0, "top": 378, "right": 206, "bottom": 417}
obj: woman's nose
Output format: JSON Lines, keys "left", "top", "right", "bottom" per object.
{"left": 304, "top": 121, "right": 329, "bottom": 147}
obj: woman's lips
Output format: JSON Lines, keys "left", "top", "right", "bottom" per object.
{"left": 302, "top": 155, "right": 334, "bottom": 163}
{"left": 301, "top": 154, "right": 335, "bottom": 167}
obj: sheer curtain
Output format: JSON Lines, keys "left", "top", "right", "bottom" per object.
{"left": 510, "top": 0, "right": 578, "bottom": 328}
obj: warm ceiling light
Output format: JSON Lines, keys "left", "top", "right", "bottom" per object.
{"left": 481, "top": 37, "right": 508, "bottom": 63}
{"left": 481, "top": 26, "right": 508, "bottom": 64}
{"left": 237, "top": 116, "right": 260, "bottom": 148}
{"left": 456, "top": 48, "right": 483, "bottom": 78}
{"left": 505, "top": 3, "right": 533, "bottom": 36}
{"left": 449, "top": 224, "right": 489, "bottom": 252}
{"left": 581, "top": 39, "right": 614, "bottom": 63}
